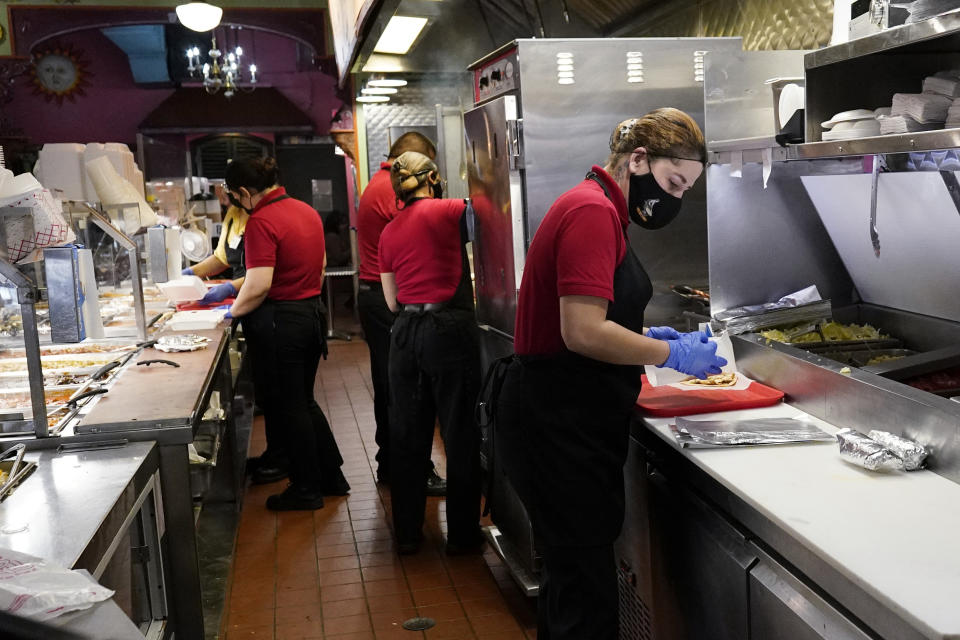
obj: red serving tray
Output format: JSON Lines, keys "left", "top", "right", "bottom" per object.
{"left": 175, "top": 298, "right": 235, "bottom": 311}
{"left": 636, "top": 374, "right": 785, "bottom": 417}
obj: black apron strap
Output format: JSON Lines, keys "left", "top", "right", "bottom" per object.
{"left": 475, "top": 354, "right": 514, "bottom": 517}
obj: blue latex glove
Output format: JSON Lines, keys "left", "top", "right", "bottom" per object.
{"left": 660, "top": 332, "right": 728, "bottom": 379}
{"left": 215, "top": 304, "right": 234, "bottom": 320}
{"left": 645, "top": 326, "right": 680, "bottom": 341}
{"left": 200, "top": 282, "right": 238, "bottom": 304}
{"left": 181, "top": 267, "right": 194, "bottom": 276}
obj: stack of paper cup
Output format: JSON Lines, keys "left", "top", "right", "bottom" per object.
{"left": 85, "top": 156, "right": 158, "bottom": 234}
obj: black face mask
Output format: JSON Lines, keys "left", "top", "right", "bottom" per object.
{"left": 227, "top": 192, "right": 253, "bottom": 214}
{"left": 432, "top": 179, "right": 443, "bottom": 199}
{"left": 627, "top": 170, "right": 682, "bottom": 230}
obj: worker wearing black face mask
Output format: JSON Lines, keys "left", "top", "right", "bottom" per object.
{"left": 378, "top": 151, "right": 483, "bottom": 555}
{"left": 489, "top": 109, "right": 725, "bottom": 639}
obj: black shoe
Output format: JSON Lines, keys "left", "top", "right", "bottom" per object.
{"left": 425, "top": 468, "right": 447, "bottom": 497}
{"left": 321, "top": 475, "right": 351, "bottom": 496}
{"left": 252, "top": 464, "right": 289, "bottom": 485}
{"left": 445, "top": 529, "right": 486, "bottom": 555}
{"left": 396, "top": 536, "right": 423, "bottom": 555}
{"left": 266, "top": 485, "right": 324, "bottom": 511}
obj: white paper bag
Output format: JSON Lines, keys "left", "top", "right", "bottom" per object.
{"left": 0, "top": 548, "right": 114, "bottom": 621}
{"left": 1, "top": 185, "right": 76, "bottom": 264}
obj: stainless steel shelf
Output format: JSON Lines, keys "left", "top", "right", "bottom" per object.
{"left": 708, "top": 128, "right": 960, "bottom": 164}
{"left": 806, "top": 8, "right": 960, "bottom": 69}
{"left": 788, "top": 128, "right": 960, "bottom": 159}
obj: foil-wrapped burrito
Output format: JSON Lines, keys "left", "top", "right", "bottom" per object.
{"left": 836, "top": 428, "right": 904, "bottom": 472}
{"left": 867, "top": 430, "right": 928, "bottom": 471}
{"left": 154, "top": 334, "right": 211, "bottom": 353}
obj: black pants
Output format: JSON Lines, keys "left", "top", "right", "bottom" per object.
{"left": 242, "top": 317, "right": 284, "bottom": 467}
{"left": 538, "top": 544, "right": 618, "bottom": 640}
{"left": 496, "top": 356, "right": 637, "bottom": 639}
{"left": 242, "top": 297, "right": 345, "bottom": 491}
{"left": 357, "top": 284, "right": 394, "bottom": 476}
{"left": 388, "top": 308, "right": 481, "bottom": 545}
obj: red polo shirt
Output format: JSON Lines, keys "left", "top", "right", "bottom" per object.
{"left": 514, "top": 166, "right": 628, "bottom": 355}
{"left": 244, "top": 187, "right": 326, "bottom": 301}
{"left": 379, "top": 198, "right": 467, "bottom": 305}
{"left": 357, "top": 162, "right": 398, "bottom": 283}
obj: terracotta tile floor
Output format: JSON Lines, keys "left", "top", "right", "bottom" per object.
{"left": 222, "top": 338, "right": 538, "bottom": 639}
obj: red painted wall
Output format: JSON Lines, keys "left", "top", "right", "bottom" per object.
{"left": 7, "top": 27, "right": 341, "bottom": 145}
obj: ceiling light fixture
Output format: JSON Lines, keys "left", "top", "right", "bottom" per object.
{"left": 373, "top": 16, "right": 428, "bottom": 55}
{"left": 176, "top": 2, "right": 223, "bottom": 32}
{"left": 367, "top": 78, "right": 408, "bottom": 87}
{"left": 361, "top": 86, "right": 398, "bottom": 94}
{"left": 356, "top": 95, "right": 390, "bottom": 103}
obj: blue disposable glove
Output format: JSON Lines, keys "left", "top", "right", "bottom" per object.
{"left": 645, "top": 326, "right": 680, "bottom": 341}
{"left": 215, "top": 304, "right": 234, "bottom": 320}
{"left": 200, "top": 282, "right": 238, "bottom": 304}
{"left": 181, "top": 267, "right": 195, "bottom": 276}
{"left": 660, "top": 332, "right": 728, "bottom": 379}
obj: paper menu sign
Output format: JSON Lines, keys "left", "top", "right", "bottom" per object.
{"left": 644, "top": 334, "right": 738, "bottom": 387}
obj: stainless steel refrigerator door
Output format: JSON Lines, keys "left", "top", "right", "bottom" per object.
{"left": 465, "top": 95, "right": 525, "bottom": 337}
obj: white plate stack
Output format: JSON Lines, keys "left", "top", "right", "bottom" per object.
{"left": 820, "top": 109, "right": 881, "bottom": 141}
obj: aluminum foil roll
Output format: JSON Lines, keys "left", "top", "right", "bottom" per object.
{"left": 836, "top": 428, "right": 904, "bottom": 472}
{"left": 867, "top": 430, "right": 928, "bottom": 471}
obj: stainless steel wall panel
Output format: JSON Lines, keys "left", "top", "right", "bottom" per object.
{"left": 706, "top": 161, "right": 856, "bottom": 314}
{"left": 704, "top": 49, "right": 807, "bottom": 144}
{"left": 516, "top": 38, "right": 740, "bottom": 240}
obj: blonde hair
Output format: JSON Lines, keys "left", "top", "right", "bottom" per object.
{"left": 607, "top": 108, "right": 706, "bottom": 166}
{"left": 391, "top": 151, "right": 439, "bottom": 202}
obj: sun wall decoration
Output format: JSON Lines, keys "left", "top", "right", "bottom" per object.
{"left": 30, "top": 43, "right": 92, "bottom": 105}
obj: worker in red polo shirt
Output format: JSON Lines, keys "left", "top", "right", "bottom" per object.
{"left": 227, "top": 157, "right": 349, "bottom": 511}
{"left": 356, "top": 132, "right": 446, "bottom": 496}
{"left": 493, "top": 109, "right": 726, "bottom": 637}
{"left": 379, "top": 151, "right": 483, "bottom": 555}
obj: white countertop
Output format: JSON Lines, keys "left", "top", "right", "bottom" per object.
{"left": 644, "top": 403, "right": 960, "bottom": 640}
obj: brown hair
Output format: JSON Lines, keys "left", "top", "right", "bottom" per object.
{"left": 225, "top": 156, "right": 281, "bottom": 193}
{"left": 390, "top": 151, "right": 439, "bottom": 203}
{"left": 607, "top": 108, "right": 705, "bottom": 166}
{"left": 388, "top": 132, "right": 437, "bottom": 160}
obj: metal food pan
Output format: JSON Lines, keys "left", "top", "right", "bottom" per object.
{"left": 777, "top": 338, "right": 902, "bottom": 352}
{"left": 820, "top": 348, "right": 917, "bottom": 368}
{"left": 863, "top": 344, "right": 960, "bottom": 380}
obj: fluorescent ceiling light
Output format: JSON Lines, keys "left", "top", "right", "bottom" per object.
{"left": 362, "top": 87, "right": 398, "bottom": 94}
{"left": 357, "top": 95, "right": 390, "bottom": 103}
{"left": 373, "top": 16, "right": 428, "bottom": 55}
{"left": 368, "top": 78, "right": 408, "bottom": 87}
{"left": 176, "top": 2, "right": 223, "bottom": 32}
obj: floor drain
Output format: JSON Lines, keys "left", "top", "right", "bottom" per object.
{"left": 402, "top": 617, "right": 436, "bottom": 631}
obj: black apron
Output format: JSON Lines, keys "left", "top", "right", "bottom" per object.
{"left": 222, "top": 213, "right": 247, "bottom": 279}
{"left": 490, "top": 172, "right": 653, "bottom": 547}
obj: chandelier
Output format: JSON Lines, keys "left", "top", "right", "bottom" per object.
{"left": 186, "top": 34, "right": 257, "bottom": 98}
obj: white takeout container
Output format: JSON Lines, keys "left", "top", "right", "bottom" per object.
{"left": 157, "top": 276, "right": 207, "bottom": 303}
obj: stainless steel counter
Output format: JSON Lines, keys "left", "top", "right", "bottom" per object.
{"left": 0, "top": 442, "right": 156, "bottom": 568}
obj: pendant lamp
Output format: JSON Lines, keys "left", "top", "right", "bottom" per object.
{"left": 176, "top": 2, "right": 223, "bottom": 33}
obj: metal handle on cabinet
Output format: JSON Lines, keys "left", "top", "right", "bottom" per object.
{"left": 506, "top": 119, "right": 523, "bottom": 170}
